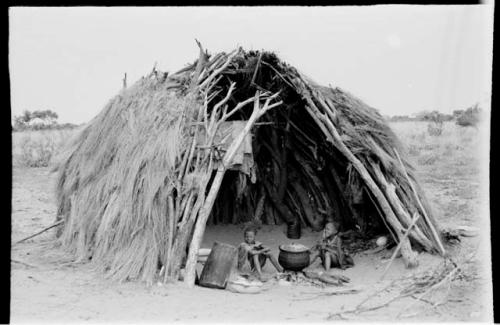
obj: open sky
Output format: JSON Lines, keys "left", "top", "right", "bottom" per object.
{"left": 9, "top": 6, "right": 494, "bottom": 124}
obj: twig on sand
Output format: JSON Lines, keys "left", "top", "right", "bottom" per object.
{"left": 326, "top": 270, "right": 422, "bottom": 320}
{"left": 15, "top": 220, "right": 64, "bottom": 245}
{"left": 398, "top": 246, "right": 479, "bottom": 319}
{"left": 410, "top": 294, "right": 439, "bottom": 306}
{"left": 355, "top": 278, "right": 400, "bottom": 308}
{"left": 396, "top": 262, "right": 460, "bottom": 318}
{"left": 327, "top": 246, "right": 478, "bottom": 320}
{"left": 11, "top": 258, "right": 36, "bottom": 268}
{"left": 397, "top": 293, "right": 450, "bottom": 319}
{"left": 326, "top": 278, "right": 403, "bottom": 319}
{"left": 397, "top": 286, "right": 450, "bottom": 319}
{"left": 56, "top": 260, "right": 84, "bottom": 268}
{"left": 327, "top": 291, "right": 413, "bottom": 320}
{"left": 294, "top": 288, "right": 362, "bottom": 300}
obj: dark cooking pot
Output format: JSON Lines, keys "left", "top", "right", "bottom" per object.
{"left": 278, "top": 244, "right": 310, "bottom": 272}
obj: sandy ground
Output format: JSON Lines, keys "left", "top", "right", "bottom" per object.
{"left": 11, "top": 164, "right": 492, "bottom": 323}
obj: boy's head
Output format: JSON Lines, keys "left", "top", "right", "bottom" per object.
{"left": 243, "top": 226, "right": 258, "bottom": 244}
{"left": 324, "top": 222, "right": 339, "bottom": 237}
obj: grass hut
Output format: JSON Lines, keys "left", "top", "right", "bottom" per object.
{"left": 54, "top": 45, "right": 445, "bottom": 286}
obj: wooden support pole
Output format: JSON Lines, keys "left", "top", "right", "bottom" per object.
{"left": 380, "top": 212, "right": 420, "bottom": 280}
{"left": 328, "top": 164, "right": 357, "bottom": 227}
{"left": 265, "top": 203, "right": 275, "bottom": 225}
{"left": 394, "top": 149, "right": 446, "bottom": 256}
{"left": 164, "top": 195, "right": 175, "bottom": 283}
{"left": 302, "top": 97, "right": 418, "bottom": 268}
{"left": 263, "top": 178, "right": 296, "bottom": 225}
{"left": 292, "top": 151, "right": 332, "bottom": 219}
{"left": 289, "top": 179, "right": 321, "bottom": 230}
{"left": 321, "top": 168, "right": 344, "bottom": 226}
{"left": 253, "top": 187, "right": 266, "bottom": 223}
{"left": 286, "top": 189, "right": 307, "bottom": 227}
{"left": 184, "top": 92, "right": 282, "bottom": 287}
{"left": 370, "top": 162, "right": 434, "bottom": 252}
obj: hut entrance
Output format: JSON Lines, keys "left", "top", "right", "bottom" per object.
{"left": 207, "top": 98, "right": 385, "bottom": 240}
{"left": 201, "top": 51, "right": 386, "bottom": 239}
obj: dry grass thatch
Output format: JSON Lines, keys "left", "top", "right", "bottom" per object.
{"left": 54, "top": 45, "right": 445, "bottom": 285}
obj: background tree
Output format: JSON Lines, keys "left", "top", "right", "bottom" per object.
{"left": 13, "top": 109, "right": 60, "bottom": 131}
{"left": 31, "top": 110, "right": 58, "bottom": 121}
{"left": 456, "top": 104, "right": 482, "bottom": 127}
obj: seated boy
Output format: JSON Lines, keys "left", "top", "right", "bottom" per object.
{"left": 237, "top": 226, "right": 283, "bottom": 280}
{"left": 309, "top": 221, "right": 354, "bottom": 271}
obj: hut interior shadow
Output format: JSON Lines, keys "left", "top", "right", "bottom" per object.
{"left": 207, "top": 91, "right": 387, "bottom": 242}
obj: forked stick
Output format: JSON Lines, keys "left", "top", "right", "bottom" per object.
{"left": 183, "top": 91, "right": 282, "bottom": 287}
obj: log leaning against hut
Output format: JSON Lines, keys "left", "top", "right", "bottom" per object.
{"left": 54, "top": 44, "right": 445, "bottom": 287}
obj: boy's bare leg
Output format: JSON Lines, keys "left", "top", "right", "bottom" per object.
{"left": 309, "top": 257, "right": 322, "bottom": 269}
{"left": 252, "top": 254, "right": 263, "bottom": 278}
{"left": 323, "top": 253, "right": 331, "bottom": 271}
{"left": 266, "top": 253, "right": 283, "bottom": 272}
{"left": 330, "top": 253, "right": 343, "bottom": 269}
{"left": 309, "top": 251, "right": 320, "bottom": 266}
{"left": 337, "top": 248, "right": 348, "bottom": 268}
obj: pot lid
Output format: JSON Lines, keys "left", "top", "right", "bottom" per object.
{"left": 279, "top": 243, "right": 309, "bottom": 253}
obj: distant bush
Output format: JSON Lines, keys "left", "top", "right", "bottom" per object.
{"left": 416, "top": 110, "right": 453, "bottom": 122}
{"left": 456, "top": 104, "right": 482, "bottom": 127}
{"left": 389, "top": 120, "right": 480, "bottom": 168}
{"left": 17, "top": 135, "right": 56, "bottom": 167}
{"left": 427, "top": 122, "right": 443, "bottom": 136}
{"left": 388, "top": 111, "right": 454, "bottom": 123}
{"left": 418, "top": 152, "right": 439, "bottom": 165}
{"left": 452, "top": 109, "right": 464, "bottom": 119}
{"left": 425, "top": 112, "right": 444, "bottom": 136}
{"left": 13, "top": 122, "right": 79, "bottom": 132}
{"left": 388, "top": 115, "right": 413, "bottom": 122}
{"left": 12, "top": 109, "right": 79, "bottom": 132}
{"left": 13, "top": 128, "right": 80, "bottom": 168}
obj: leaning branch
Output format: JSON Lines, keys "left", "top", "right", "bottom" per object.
{"left": 394, "top": 148, "right": 446, "bottom": 256}
{"left": 15, "top": 220, "right": 64, "bottom": 245}
{"left": 380, "top": 212, "right": 420, "bottom": 280}
{"left": 302, "top": 96, "right": 418, "bottom": 268}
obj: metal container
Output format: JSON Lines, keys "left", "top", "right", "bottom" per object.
{"left": 278, "top": 244, "right": 310, "bottom": 272}
{"left": 286, "top": 221, "right": 301, "bottom": 239}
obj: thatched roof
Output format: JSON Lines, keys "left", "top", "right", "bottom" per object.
{"left": 55, "top": 46, "right": 445, "bottom": 285}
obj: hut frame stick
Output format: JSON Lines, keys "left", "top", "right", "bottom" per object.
{"left": 370, "top": 161, "right": 433, "bottom": 251}
{"left": 394, "top": 148, "right": 446, "bottom": 256}
{"left": 302, "top": 97, "right": 418, "bottom": 268}
{"left": 380, "top": 212, "right": 420, "bottom": 280}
